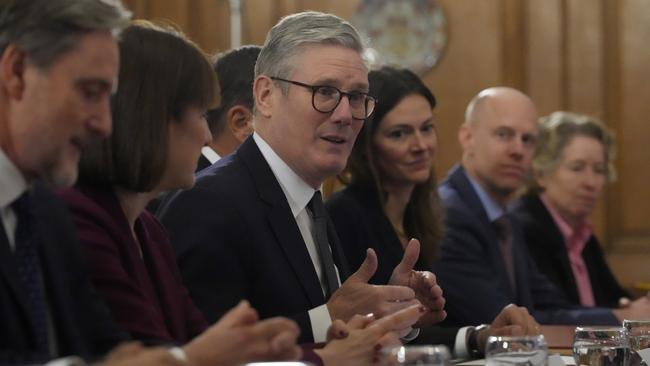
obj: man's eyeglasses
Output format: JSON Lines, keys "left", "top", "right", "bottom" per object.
{"left": 270, "top": 77, "right": 377, "bottom": 120}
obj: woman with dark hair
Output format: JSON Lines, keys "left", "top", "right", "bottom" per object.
{"left": 326, "top": 67, "right": 542, "bottom": 356}
{"left": 56, "top": 22, "right": 420, "bottom": 366}
{"left": 55, "top": 21, "right": 304, "bottom": 365}
{"left": 513, "top": 111, "right": 632, "bottom": 308}
{"left": 326, "top": 66, "right": 443, "bottom": 285}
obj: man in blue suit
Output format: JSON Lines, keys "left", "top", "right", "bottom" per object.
{"left": 159, "top": 11, "right": 447, "bottom": 344}
{"left": 434, "top": 87, "right": 650, "bottom": 327}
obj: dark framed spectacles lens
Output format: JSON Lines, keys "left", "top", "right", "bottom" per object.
{"left": 270, "top": 76, "right": 376, "bottom": 119}
{"left": 313, "top": 86, "right": 341, "bottom": 112}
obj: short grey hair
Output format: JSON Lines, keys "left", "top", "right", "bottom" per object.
{"left": 255, "top": 11, "right": 367, "bottom": 93}
{"left": 526, "top": 111, "right": 616, "bottom": 193}
{"left": 0, "top": 0, "right": 131, "bottom": 70}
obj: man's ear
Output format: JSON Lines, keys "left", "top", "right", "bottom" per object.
{"left": 253, "top": 75, "right": 274, "bottom": 118}
{"left": 458, "top": 123, "right": 474, "bottom": 152}
{"left": 0, "top": 44, "right": 28, "bottom": 100}
{"left": 227, "top": 105, "right": 254, "bottom": 143}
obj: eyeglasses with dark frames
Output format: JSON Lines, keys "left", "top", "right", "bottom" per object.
{"left": 270, "top": 77, "right": 377, "bottom": 120}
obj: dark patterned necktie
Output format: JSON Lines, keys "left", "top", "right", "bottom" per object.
{"left": 493, "top": 214, "right": 517, "bottom": 292}
{"left": 308, "top": 191, "right": 339, "bottom": 299}
{"left": 12, "top": 192, "right": 50, "bottom": 355}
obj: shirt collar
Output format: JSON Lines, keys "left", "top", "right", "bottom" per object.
{"left": 540, "top": 193, "right": 593, "bottom": 248}
{"left": 0, "top": 148, "right": 28, "bottom": 208}
{"left": 253, "top": 132, "right": 316, "bottom": 218}
{"left": 464, "top": 169, "right": 506, "bottom": 222}
{"left": 201, "top": 146, "right": 221, "bottom": 164}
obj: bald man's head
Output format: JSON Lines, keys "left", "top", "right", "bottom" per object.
{"left": 464, "top": 87, "right": 537, "bottom": 126}
{"left": 459, "top": 87, "right": 539, "bottom": 205}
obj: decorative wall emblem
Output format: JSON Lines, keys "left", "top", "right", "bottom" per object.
{"left": 352, "top": 0, "right": 447, "bottom": 75}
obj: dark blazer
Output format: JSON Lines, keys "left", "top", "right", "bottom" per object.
{"left": 326, "top": 183, "right": 406, "bottom": 285}
{"left": 513, "top": 194, "right": 629, "bottom": 308}
{"left": 326, "top": 182, "right": 435, "bottom": 285}
{"left": 326, "top": 183, "right": 459, "bottom": 350}
{"left": 196, "top": 153, "right": 212, "bottom": 172}
{"left": 433, "top": 165, "right": 618, "bottom": 327}
{"left": 0, "top": 183, "right": 126, "bottom": 364}
{"left": 158, "top": 136, "right": 350, "bottom": 343}
{"left": 58, "top": 186, "right": 208, "bottom": 345}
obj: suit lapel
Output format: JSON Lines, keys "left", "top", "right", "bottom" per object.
{"left": 448, "top": 165, "right": 492, "bottom": 224}
{"left": 528, "top": 196, "right": 580, "bottom": 301}
{"left": 0, "top": 220, "right": 32, "bottom": 321}
{"left": 238, "top": 138, "right": 325, "bottom": 306}
{"left": 196, "top": 154, "right": 212, "bottom": 173}
{"left": 448, "top": 165, "right": 517, "bottom": 298}
{"left": 325, "top": 215, "right": 350, "bottom": 281}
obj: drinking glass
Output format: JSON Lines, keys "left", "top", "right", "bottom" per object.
{"left": 623, "top": 320, "right": 650, "bottom": 366}
{"left": 381, "top": 345, "right": 451, "bottom": 366}
{"left": 573, "top": 326, "right": 629, "bottom": 366}
{"left": 485, "top": 335, "right": 548, "bottom": 366}
{"left": 245, "top": 363, "right": 313, "bottom": 366}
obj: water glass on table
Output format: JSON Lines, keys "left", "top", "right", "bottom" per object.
{"left": 245, "top": 363, "right": 313, "bottom": 366}
{"left": 573, "top": 327, "right": 629, "bottom": 366}
{"left": 485, "top": 335, "right": 548, "bottom": 366}
{"left": 381, "top": 345, "right": 451, "bottom": 366}
{"left": 623, "top": 319, "right": 650, "bottom": 366}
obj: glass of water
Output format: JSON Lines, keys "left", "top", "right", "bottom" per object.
{"left": 573, "top": 326, "right": 629, "bottom": 366}
{"left": 623, "top": 319, "right": 650, "bottom": 366}
{"left": 381, "top": 345, "right": 451, "bottom": 366}
{"left": 485, "top": 335, "right": 548, "bottom": 366}
{"left": 624, "top": 319, "right": 650, "bottom": 351}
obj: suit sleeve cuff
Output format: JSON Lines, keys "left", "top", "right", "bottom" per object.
{"left": 45, "top": 356, "right": 87, "bottom": 366}
{"left": 308, "top": 304, "right": 333, "bottom": 343}
{"left": 454, "top": 326, "right": 472, "bottom": 359}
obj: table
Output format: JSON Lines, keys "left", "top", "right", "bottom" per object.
{"left": 453, "top": 326, "right": 577, "bottom": 365}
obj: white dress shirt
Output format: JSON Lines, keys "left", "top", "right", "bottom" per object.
{"left": 201, "top": 146, "right": 221, "bottom": 165}
{"left": 0, "top": 148, "right": 27, "bottom": 251}
{"left": 253, "top": 132, "right": 340, "bottom": 342}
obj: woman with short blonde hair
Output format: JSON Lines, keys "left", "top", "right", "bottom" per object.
{"left": 514, "top": 111, "right": 629, "bottom": 308}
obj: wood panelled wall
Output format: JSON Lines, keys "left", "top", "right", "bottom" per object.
{"left": 122, "top": 0, "right": 649, "bottom": 289}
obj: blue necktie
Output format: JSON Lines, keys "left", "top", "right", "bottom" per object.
{"left": 12, "top": 192, "right": 50, "bottom": 355}
{"left": 308, "top": 191, "right": 339, "bottom": 299}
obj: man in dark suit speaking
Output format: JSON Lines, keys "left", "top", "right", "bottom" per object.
{"left": 434, "top": 86, "right": 650, "bottom": 327}
{"left": 159, "top": 11, "right": 446, "bottom": 344}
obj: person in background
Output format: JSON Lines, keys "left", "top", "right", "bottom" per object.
{"left": 514, "top": 111, "right": 634, "bottom": 308}
{"left": 433, "top": 87, "right": 650, "bottom": 328}
{"left": 327, "top": 66, "right": 539, "bottom": 358}
{"left": 59, "top": 20, "right": 424, "bottom": 366}
{"left": 327, "top": 66, "right": 444, "bottom": 285}
{"left": 200, "top": 45, "right": 260, "bottom": 169}
{"left": 147, "top": 45, "right": 260, "bottom": 215}
{"left": 158, "top": 11, "right": 446, "bottom": 347}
